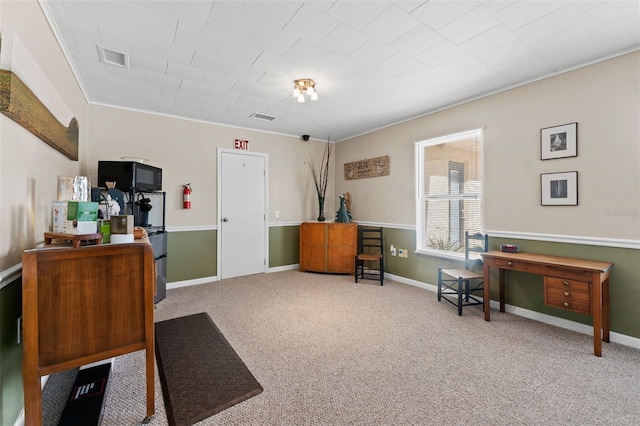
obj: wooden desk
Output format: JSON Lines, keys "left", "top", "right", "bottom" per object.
{"left": 22, "top": 243, "right": 156, "bottom": 424}
{"left": 482, "top": 251, "right": 613, "bottom": 357}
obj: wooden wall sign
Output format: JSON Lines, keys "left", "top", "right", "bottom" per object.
{"left": 0, "top": 70, "right": 79, "bottom": 161}
{"left": 344, "top": 155, "right": 390, "bottom": 180}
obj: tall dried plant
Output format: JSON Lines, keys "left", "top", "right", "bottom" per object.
{"left": 310, "top": 138, "right": 332, "bottom": 199}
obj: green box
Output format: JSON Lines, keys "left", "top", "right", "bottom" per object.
{"left": 66, "top": 201, "right": 99, "bottom": 221}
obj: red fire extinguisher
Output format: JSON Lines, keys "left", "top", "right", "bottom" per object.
{"left": 183, "top": 184, "right": 192, "bottom": 209}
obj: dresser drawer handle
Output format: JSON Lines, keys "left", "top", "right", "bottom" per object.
{"left": 563, "top": 302, "right": 570, "bottom": 308}
{"left": 563, "top": 291, "right": 570, "bottom": 297}
{"left": 562, "top": 281, "right": 570, "bottom": 286}
{"left": 507, "top": 261, "right": 512, "bottom": 266}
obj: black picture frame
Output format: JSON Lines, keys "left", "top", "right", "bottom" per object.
{"left": 540, "top": 122, "right": 577, "bottom": 160}
{"left": 541, "top": 171, "right": 578, "bottom": 206}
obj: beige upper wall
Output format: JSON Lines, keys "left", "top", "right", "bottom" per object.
{"left": 86, "top": 105, "right": 334, "bottom": 227}
{"left": 1, "top": 0, "right": 638, "bottom": 273}
{"left": 0, "top": 0, "right": 88, "bottom": 268}
{"left": 335, "top": 51, "right": 640, "bottom": 242}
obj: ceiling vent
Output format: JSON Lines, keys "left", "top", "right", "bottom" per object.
{"left": 97, "top": 45, "right": 129, "bottom": 68}
{"left": 249, "top": 112, "right": 276, "bottom": 122}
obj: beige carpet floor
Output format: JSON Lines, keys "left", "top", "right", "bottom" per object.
{"left": 43, "top": 270, "right": 640, "bottom": 425}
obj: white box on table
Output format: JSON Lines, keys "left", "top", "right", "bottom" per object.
{"left": 64, "top": 220, "right": 98, "bottom": 235}
{"left": 52, "top": 202, "right": 68, "bottom": 233}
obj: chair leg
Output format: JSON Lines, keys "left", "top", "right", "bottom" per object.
{"left": 457, "top": 277, "right": 463, "bottom": 316}
{"left": 437, "top": 268, "right": 442, "bottom": 301}
{"left": 354, "top": 256, "right": 358, "bottom": 283}
{"left": 379, "top": 257, "right": 384, "bottom": 286}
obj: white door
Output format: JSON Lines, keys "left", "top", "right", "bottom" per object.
{"left": 218, "top": 149, "right": 268, "bottom": 279}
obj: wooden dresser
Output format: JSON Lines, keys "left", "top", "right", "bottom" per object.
{"left": 299, "top": 222, "right": 357, "bottom": 274}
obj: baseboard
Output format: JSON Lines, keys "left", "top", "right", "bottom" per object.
{"left": 385, "top": 272, "right": 640, "bottom": 350}
{"left": 166, "top": 265, "right": 299, "bottom": 289}
{"left": 166, "top": 276, "right": 218, "bottom": 290}
{"left": 268, "top": 264, "right": 299, "bottom": 273}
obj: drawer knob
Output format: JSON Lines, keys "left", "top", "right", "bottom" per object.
{"left": 563, "top": 302, "right": 570, "bottom": 308}
{"left": 562, "top": 281, "right": 570, "bottom": 286}
{"left": 507, "top": 261, "right": 512, "bottom": 266}
{"left": 563, "top": 291, "right": 570, "bottom": 297}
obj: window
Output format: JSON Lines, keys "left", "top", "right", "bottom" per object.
{"left": 415, "top": 129, "right": 483, "bottom": 257}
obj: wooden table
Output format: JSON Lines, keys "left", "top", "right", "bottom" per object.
{"left": 43, "top": 231, "right": 102, "bottom": 247}
{"left": 482, "top": 251, "right": 613, "bottom": 357}
{"left": 22, "top": 243, "right": 156, "bottom": 425}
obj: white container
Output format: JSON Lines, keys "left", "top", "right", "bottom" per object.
{"left": 52, "top": 201, "right": 68, "bottom": 233}
{"left": 110, "top": 234, "right": 134, "bottom": 244}
{"left": 64, "top": 220, "right": 98, "bottom": 235}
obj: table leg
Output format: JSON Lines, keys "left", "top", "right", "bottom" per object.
{"left": 146, "top": 346, "right": 155, "bottom": 417}
{"left": 603, "top": 276, "right": 610, "bottom": 343}
{"left": 483, "top": 261, "right": 491, "bottom": 321}
{"left": 23, "top": 367, "right": 42, "bottom": 425}
{"left": 499, "top": 268, "right": 506, "bottom": 313}
{"left": 592, "top": 272, "right": 603, "bottom": 357}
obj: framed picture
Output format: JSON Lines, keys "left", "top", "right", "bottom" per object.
{"left": 540, "top": 122, "right": 577, "bottom": 160}
{"left": 541, "top": 171, "right": 578, "bottom": 206}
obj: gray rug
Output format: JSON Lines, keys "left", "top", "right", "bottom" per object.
{"left": 154, "top": 312, "right": 263, "bottom": 426}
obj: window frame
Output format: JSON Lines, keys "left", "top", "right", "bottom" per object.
{"left": 414, "top": 128, "right": 484, "bottom": 260}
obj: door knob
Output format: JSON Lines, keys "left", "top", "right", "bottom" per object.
{"left": 222, "top": 218, "right": 229, "bottom": 222}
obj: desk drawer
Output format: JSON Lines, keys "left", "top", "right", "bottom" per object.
{"left": 544, "top": 277, "right": 590, "bottom": 314}
{"left": 544, "top": 276, "right": 589, "bottom": 292}
{"left": 489, "top": 258, "right": 530, "bottom": 271}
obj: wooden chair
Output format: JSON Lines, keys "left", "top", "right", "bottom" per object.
{"left": 437, "top": 231, "right": 488, "bottom": 315}
{"left": 354, "top": 226, "right": 384, "bottom": 285}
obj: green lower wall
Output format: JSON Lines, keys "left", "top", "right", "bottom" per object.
{"left": 1, "top": 278, "right": 24, "bottom": 426}
{"left": 269, "top": 225, "right": 300, "bottom": 267}
{"left": 382, "top": 227, "right": 640, "bottom": 339}
{"left": 169, "top": 225, "right": 638, "bottom": 340}
{"left": 166, "top": 226, "right": 300, "bottom": 283}
{"left": 167, "top": 230, "right": 217, "bottom": 282}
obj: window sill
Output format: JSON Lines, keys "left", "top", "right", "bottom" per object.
{"left": 415, "top": 248, "right": 482, "bottom": 262}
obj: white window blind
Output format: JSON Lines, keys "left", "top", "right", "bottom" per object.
{"left": 415, "top": 129, "right": 483, "bottom": 255}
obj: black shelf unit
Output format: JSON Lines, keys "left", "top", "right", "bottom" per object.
{"left": 126, "top": 189, "right": 167, "bottom": 304}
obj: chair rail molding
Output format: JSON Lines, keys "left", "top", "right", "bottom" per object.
{"left": 485, "top": 230, "right": 639, "bottom": 250}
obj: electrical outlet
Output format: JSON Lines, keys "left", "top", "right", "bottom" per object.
{"left": 403, "top": 249, "right": 409, "bottom": 258}
{"left": 17, "top": 316, "right": 22, "bottom": 345}
{"left": 390, "top": 245, "right": 396, "bottom": 256}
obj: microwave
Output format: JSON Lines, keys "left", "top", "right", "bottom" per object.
{"left": 98, "top": 161, "right": 162, "bottom": 191}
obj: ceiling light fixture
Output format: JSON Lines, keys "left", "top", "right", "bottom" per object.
{"left": 293, "top": 78, "right": 318, "bottom": 103}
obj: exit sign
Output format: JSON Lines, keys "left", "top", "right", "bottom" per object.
{"left": 234, "top": 139, "right": 249, "bottom": 150}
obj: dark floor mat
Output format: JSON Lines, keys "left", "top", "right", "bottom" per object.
{"left": 155, "top": 312, "right": 263, "bottom": 426}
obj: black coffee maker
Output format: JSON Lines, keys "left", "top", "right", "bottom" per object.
{"left": 135, "top": 194, "right": 153, "bottom": 226}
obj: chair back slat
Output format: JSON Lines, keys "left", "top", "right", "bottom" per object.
{"left": 359, "top": 227, "right": 383, "bottom": 253}
{"left": 464, "top": 231, "right": 488, "bottom": 270}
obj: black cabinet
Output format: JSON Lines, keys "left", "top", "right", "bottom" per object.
{"left": 127, "top": 189, "right": 167, "bottom": 303}
{"left": 149, "top": 231, "right": 167, "bottom": 303}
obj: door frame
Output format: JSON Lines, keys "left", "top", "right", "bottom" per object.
{"left": 216, "top": 148, "right": 269, "bottom": 279}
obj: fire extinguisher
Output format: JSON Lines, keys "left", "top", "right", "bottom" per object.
{"left": 183, "top": 184, "right": 192, "bottom": 209}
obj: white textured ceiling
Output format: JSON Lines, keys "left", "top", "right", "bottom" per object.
{"left": 41, "top": 0, "right": 639, "bottom": 142}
